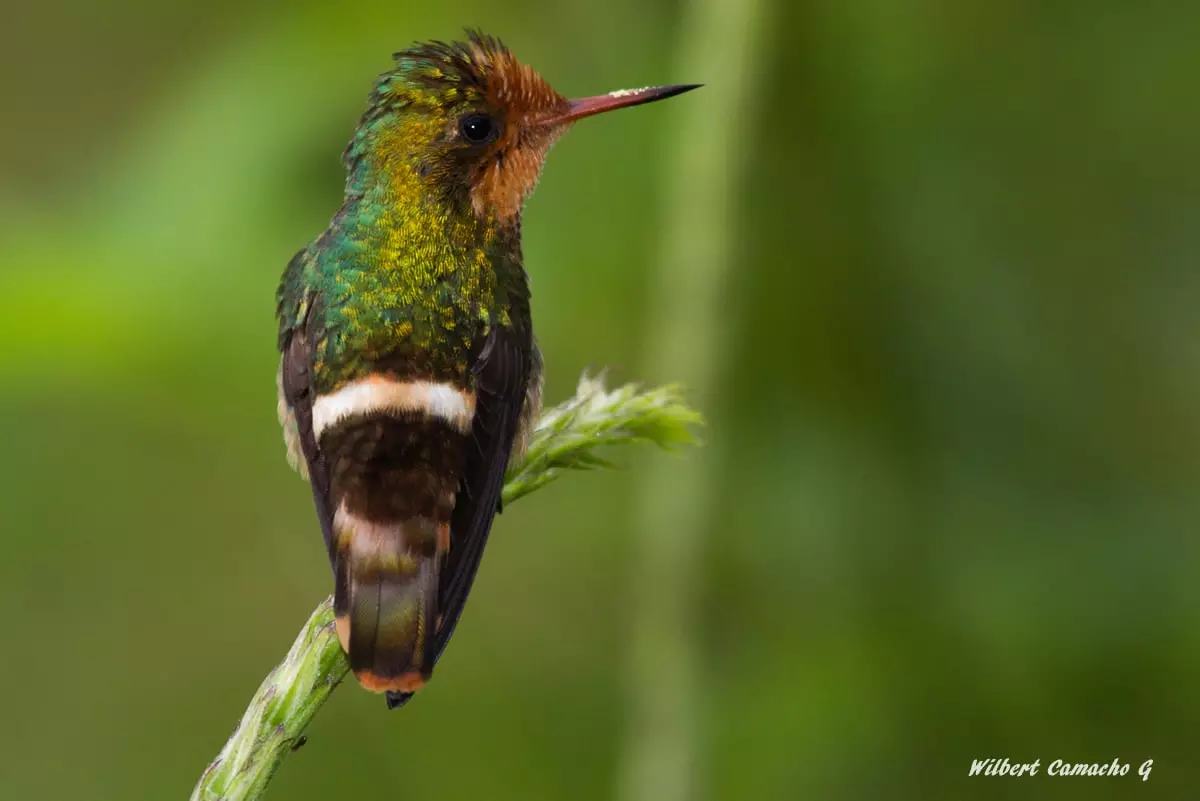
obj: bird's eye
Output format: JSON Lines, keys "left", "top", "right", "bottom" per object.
{"left": 460, "top": 114, "right": 498, "bottom": 145}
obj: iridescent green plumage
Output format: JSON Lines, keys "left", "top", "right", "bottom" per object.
{"left": 276, "top": 192, "right": 511, "bottom": 392}
{"left": 274, "top": 30, "right": 699, "bottom": 709}
{"left": 277, "top": 35, "right": 542, "bottom": 393}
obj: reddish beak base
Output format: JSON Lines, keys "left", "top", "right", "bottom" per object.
{"left": 542, "top": 84, "right": 702, "bottom": 125}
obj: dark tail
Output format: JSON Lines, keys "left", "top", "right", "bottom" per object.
{"left": 317, "top": 402, "right": 466, "bottom": 699}
{"left": 332, "top": 515, "right": 446, "bottom": 695}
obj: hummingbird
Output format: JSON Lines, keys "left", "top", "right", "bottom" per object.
{"left": 275, "top": 30, "right": 698, "bottom": 709}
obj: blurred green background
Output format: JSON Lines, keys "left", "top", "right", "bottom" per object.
{"left": 2, "top": 1, "right": 1198, "bottom": 799}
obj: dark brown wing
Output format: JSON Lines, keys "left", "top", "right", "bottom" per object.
{"left": 386, "top": 323, "right": 530, "bottom": 709}
{"left": 281, "top": 327, "right": 337, "bottom": 568}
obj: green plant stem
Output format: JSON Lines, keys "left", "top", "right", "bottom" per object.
{"left": 617, "top": 1, "right": 771, "bottom": 800}
{"left": 190, "top": 373, "right": 702, "bottom": 801}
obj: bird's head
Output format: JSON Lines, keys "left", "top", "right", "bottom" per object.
{"left": 347, "top": 30, "right": 699, "bottom": 222}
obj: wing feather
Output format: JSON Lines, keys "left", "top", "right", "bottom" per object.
{"left": 280, "top": 320, "right": 337, "bottom": 568}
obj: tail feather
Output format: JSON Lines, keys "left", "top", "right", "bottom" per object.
{"left": 315, "top": 401, "right": 466, "bottom": 700}
{"left": 333, "top": 512, "right": 442, "bottom": 694}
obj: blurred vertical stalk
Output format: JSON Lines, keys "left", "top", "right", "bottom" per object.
{"left": 615, "top": 1, "right": 770, "bottom": 800}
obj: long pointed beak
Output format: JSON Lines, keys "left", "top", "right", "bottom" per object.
{"left": 542, "top": 84, "right": 702, "bottom": 126}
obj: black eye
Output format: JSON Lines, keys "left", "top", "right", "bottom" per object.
{"left": 460, "top": 114, "right": 498, "bottom": 144}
